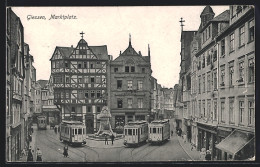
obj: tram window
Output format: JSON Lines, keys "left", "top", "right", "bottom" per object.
{"left": 128, "top": 129, "right": 132, "bottom": 135}
{"left": 133, "top": 129, "right": 135, "bottom": 135}
{"left": 78, "top": 129, "right": 82, "bottom": 134}
{"left": 125, "top": 129, "right": 127, "bottom": 135}
{"left": 138, "top": 129, "right": 140, "bottom": 135}
{"left": 162, "top": 127, "right": 163, "bottom": 134}
{"left": 75, "top": 129, "right": 78, "bottom": 135}
{"left": 83, "top": 128, "right": 85, "bottom": 135}
{"left": 153, "top": 128, "right": 156, "bottom": 133}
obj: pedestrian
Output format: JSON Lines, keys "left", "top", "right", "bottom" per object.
{"left": 27, "top": 147, "right": 33, "bottom": 162}
{"left": 111, "top": 134, "right": 115, "bottom": 145}
{"left": 104, "top": 134, "right": 108, "bottom": 145}
{"left": 171, "top": 130, "right": 173, "bottom": 136}
{"left": 29, "top": 134, "right": 32, "bottom": 142}
{"left": 179, "top": 128, "right": 182, "bottom": 137}
{"left": 199, "top": 148, "right": 206, "bottom": 161}
{"left": 205, "top": 150, "right": 212, "bottom": 161}
{"left": 54, "top": 126, "right": 57, "bottom": 134}
{"left": 183, "top": 133, "right": 187, "bottom": 143}
{"left": 36, "top": 148, "right": 42, "bottom": 162}
{"left": 63, "top": 144, "right": 68, "bottom": 157}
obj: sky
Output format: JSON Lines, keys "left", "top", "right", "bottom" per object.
{"left": 11, "top": 6, "right": 229, "bottom": 88}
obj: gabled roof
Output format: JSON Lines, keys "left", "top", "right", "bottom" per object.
{"left": 89, "top": 45, "right": 109, "bottom": 60}
{"left": 211, "top": 10, "right": 230, "bottom": 22}
{"left": 58, "top": 47, "right": 74, "bottom": 58}
{"left": 200, "top": 5, "right": 215, "bottom": 16}
{"left": 37, "top": 80, "right": 48, "bottom": 88}
{"left": 121, "top": 44, "right": 139, "bottom": 56}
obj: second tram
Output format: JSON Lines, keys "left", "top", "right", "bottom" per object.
{"left": 123, "top": 120, "right": 148, "bottom": 146}
{"left": 60, "top": 120, "right": 86, "bottom": 146}
{"left": 37, "top": 116, "right": 47, "bottom": 130}
{"left": 148, "top": 119, "right": 170, "bottom": 144}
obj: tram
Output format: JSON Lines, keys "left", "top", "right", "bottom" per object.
{"left": 123, "top": 120, "right": 148, "bottom": 146}
{"left": 60, "top": 120, "right": 86, "bottom": 146}
{"left": 148, "top": 119, "right": 170, "bottom": 144}
{"left": 37, "top": 115, "right": 47, "bottom": 130}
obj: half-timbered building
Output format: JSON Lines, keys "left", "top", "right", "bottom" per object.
{"left": 50, "top": 34, "right": 110, "bottom": 133}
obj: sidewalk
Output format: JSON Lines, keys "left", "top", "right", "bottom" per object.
{"left": 177, "top": 135, "right": 200, "bottom": 161}
{"left": 18, "top": 124, "right": 37, "bottom": 162}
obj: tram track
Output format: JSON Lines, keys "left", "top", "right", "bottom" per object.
{"left": 37, "top": 130, "right": 99, "bottom": 162}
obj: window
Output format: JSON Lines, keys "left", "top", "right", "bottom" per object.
{"left": 142, "top": 68, "right": 145, "bottom": 73}
{"left": 202, "top": 74, "right": 205, "bottom": 93}
{"left": 91, "top": 91, "right": 95, "bottom": 98}
{"left": 202, "top": 55, "right": 205, "bottom": 68}
{"left": 220, "top": 65, "right": 225, "bottom": 86}
{"left": 198, "top": 100, "right": 201, "bottom": 117}
{"left": 248, "top": 58, "right": 255, "bottom": 83}
{"left": 138, "top": 98, "right": 143, "bottom": 108}
{"left": 238, "top": 60, "right": 244, "bottom": 82}
{"left": 229, "top": 62, "right": 234, "bottom": 86}
{"left": 83, "top": 62, "right": 87, "bottom": 68}
{"left": 221, "top": 39, "right": 225, "bottom": 56}
{"left": 65, "top": 76, "right": 70, "bottom": 83}
{"left": 117, "top": 80, "right": 122, "bottom": 89}
{"left": 127, "top": 98, "right": 133, "bottom": 108}
{"left": 249, "top": 19, "right": 254, "bottom": 42}
{"left": 230, "top": 33, "right": 235, "bottom": 51}
{"left": 117, "top": 99, "right": 123, "bottom": 108}
{"left": 213, "top": 70, "right": 217, "bottom": 90}
{"left": 97, "top": 91, "right": 101, "bottom": 98}
{"left": 131, "top": 66, "right": 135, "bottom": 72}
{"left": 207, "top": 51, "right": 211, "bottom": 66}
{"left": 221, "top": 100, "right": 225, "bottom": 122}
{"left": 213, "top": 100, "right": 217, "bottom": 120}
{"left": 128, "top": 129, "right": 132, "bottom": 135}
{"left": 239, "top": 100, "right": 245, "bottom": 124}
{"left": 125, "top": 66, "right": 129, "bottom": 72}
{"left": 56, "top": 61, "right": 60, "bottom": 68}
{"left": 72, "top": 107, "right": 75, "bottom": 113}
{"left": 114, "top": 68, "right": 118, "bottom": 72}
{"left": 85, "top": 91, "right": 88, "bottom": 98}
{"left": 88, "top": 106, "right": 91, "bottom": 112}
{"left": 78, "top": 76, "right": 82, "bottom": 83}
{"left": 229, "top": 98, "right": 235, "bottom": 123}
{"left": 202, "top": 100, "right": 205, "bottom": 117}
{"left": 248, "top": 99, "right": 254, "bottom": 125}
{"left": 198, "top": 76, "right": 201, "bottom": 94}
{"left": 78, "top": 62, "right": 82, "bottom": 69}
{"left": 90, "top": 77, "right": 95, "bottom": 83}
{"left": 207, "top": 100, "right": 212, "bottom": 120}
{"left": 65, "top": 61, "right": 69, "bottom": 68}
{"left": 127, "top": 80, "right": 133, "bottom": 90}
{"left": 239, "top": 26, "right": 245, "bottom": 46}
{"left": 90, "top": 63, "right": 94, "bottom": 69}
{"left": 97, "top": 106, "right": 101, "bottom": 113}
{"left": 137, "top": 81, "right": 143, "bottom": 90}
{"left": 207, "top": 72, "right": 211, "bottom": 91}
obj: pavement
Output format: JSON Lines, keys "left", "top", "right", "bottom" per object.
{"left": 176, "top": 135, "right": 200, "bottom": 161}
{"left": 18, "top": 124, "right": 38, "bottom": 162}
{"left": 85, "top": 136, "right": 125, "bottom": 148}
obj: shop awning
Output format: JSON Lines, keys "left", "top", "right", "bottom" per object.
{"left": 215, "top": 129, "right": 254, "bottom": 155}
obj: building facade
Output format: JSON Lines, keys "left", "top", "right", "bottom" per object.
{"left": 7, "top": 8, "right": 25, "bottom": 161}
{"left": 109, "top": 36, "right": 152, "bottom": 133}
{"left": 50, "top": 36, "right": 110, "bottom": 133}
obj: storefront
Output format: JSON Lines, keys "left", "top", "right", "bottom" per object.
{"left": 215, "top": 126, "right": 232, "bottom": 160}
{"left": 197, "top": 123, "right": 217, "bottom": 159}
{"left": 215, "top": 129, "right": 255, "bottom": 160}
{"left": 10, "top": 124, "right": 21, "bottom": 161}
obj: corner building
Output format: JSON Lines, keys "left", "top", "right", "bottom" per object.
{"left": 110, "top": 37, "right": 152, "bottom": 133}
{"left": 50, "top": 36, "right": 110, "bottom": 133}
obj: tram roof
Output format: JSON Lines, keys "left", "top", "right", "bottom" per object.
{"left": 61, "top": 120, "right": 83, "bottom": 125}
{"left": 125, "top": 120, "right": 147, "bottom": 126}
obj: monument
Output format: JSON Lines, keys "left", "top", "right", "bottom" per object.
{"left": 95, "top": 106, "right": 115, "bottom": 136}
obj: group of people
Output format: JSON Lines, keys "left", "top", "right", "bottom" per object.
{"left": 27, "top": 146, "right": 42, "bottom": 162}
{"left": 104, "top": 134, "right": 115, "bottom": 145}
{"left": 200, "top": 148, "right": 212, "bottom": 161}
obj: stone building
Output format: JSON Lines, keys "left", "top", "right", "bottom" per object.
{"left": 162, "top": 88, "right": 175, "bottom": 119}
{"left": 214, "top": 5, "right": 255, "bottom": 160}
{"left": 7, "top": 7, "right": 25, "bottom": 161}
{"left": 50, "top": 35, "right": 110, "bottom": 133}
{"left": 109, "top": 36, "right": 152, "bottom": 132}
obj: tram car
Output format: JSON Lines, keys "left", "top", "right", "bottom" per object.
{"left": 60, "top": 120, "right": 86, "bottom": 146}
{"left": 37, "top": 115, "right": 47, "bottom": 130}
{"left": 148, "top": 119, "right": 170, "bottom": 144}
{"left": 123, "top": 120, "right": 148, "bottom": 146}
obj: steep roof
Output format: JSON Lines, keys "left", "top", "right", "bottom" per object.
{"left": 200, "top": 5, "right": 214, "bottom": 16}
{"left": 89, "top": 45, "right": 109, "bottom": 60}
{"left": 37, "top": 80, "right": 48, "bottom": 88}
{"left": 58, "top": 47, "right": 74, "bottom": 58}
{"left": 121, "top": 44, "right": 139, "bottom": 56}
{"left": 211, "top": 10, "right": 230, "bottom": 22}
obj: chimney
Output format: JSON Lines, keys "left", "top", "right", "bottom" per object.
{"left": 139, "top": 51, "right": 142, "bottom": 56}
{"left": 71, "top": 45, "right": 73, "bottom": 48}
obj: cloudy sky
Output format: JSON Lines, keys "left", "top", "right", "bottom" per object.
{"left": 11, "top": 6, "right": 229, "bottom": 88}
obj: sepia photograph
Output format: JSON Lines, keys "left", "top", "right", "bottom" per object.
{"left": 5, "top": 5, "right": 255, "bottom": 162}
